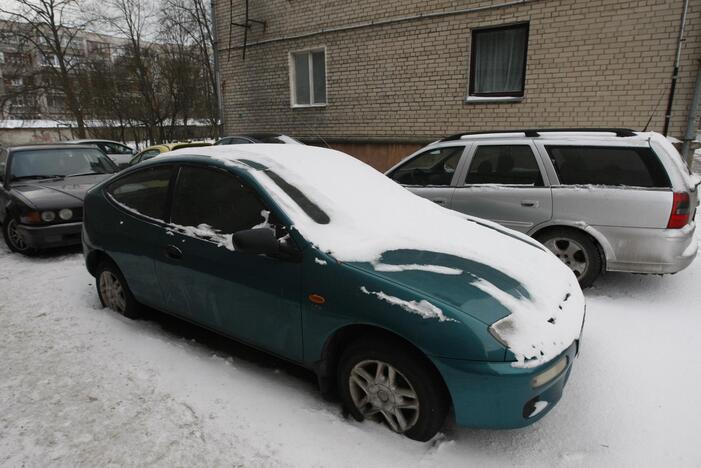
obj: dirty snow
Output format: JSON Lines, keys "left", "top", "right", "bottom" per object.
{"left": 359, "top": 286, "right": 454, "bottom": 322}
{"left": 0, "top": 217, "right": 700, "bottom": 466}
{"left": 166, "top": 145, "right": 584, "bottom": 367}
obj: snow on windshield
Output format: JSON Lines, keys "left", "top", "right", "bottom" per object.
{"left": 166, "top": 145, "right": 585, "bottom": 368}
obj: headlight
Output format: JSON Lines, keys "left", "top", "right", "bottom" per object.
{"left": 531, "top": 356, "right": 568, "bottom": 388}
{"left": 58, "top": 208, "right": 73, "bottom": 220}
{"left": 41, "top": 211, "right": 56, "bottom": 222}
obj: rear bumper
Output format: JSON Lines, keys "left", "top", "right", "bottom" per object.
{"left": 598, "top": 221, "right": 697, "bottom": 274}
{"left": 432, "top": 341, "right": 578, "bottom": 429}
{"left": 16, "top": 222, "right": 82, "bottom": 248}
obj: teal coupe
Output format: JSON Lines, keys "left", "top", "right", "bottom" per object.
{"left": 82, "top": 144, "right": 585, "bottom": 441}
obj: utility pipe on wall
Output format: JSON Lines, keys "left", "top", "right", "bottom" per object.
{"left": 681, "top": 58, "right": 701, "bottom": 168}
{"left": 663, "top": 0, "right": 689, "bottom": 136}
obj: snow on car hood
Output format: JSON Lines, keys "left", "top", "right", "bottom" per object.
{"left": 166, "top": 145, "right": 586, "bottom": 368}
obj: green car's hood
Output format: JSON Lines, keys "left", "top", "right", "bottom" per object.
{"left": 347, "top": 249, "right": 524, "bottom": 325}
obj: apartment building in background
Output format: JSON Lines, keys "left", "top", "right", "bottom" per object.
{"left": 214, "top": 0, "right": 701, "bottom": 169}
{"left": 0, "top": 21, "right": 130, "bottom": 120}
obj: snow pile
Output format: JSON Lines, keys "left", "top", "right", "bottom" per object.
{"left": 165, "top": 145, "right": 585, "bottom": 367}
{"left": 360, "top": 287, "right": 455, "bottom": 322}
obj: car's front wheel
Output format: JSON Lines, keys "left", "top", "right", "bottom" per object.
{"left": 338, "top": 336, "right": 448, "bottom": 442}
{"left": 2, "top": 216, "right": 35, "bottom": 255}
{"left": 96, "top": 260, "right": 141, "bottom": 319}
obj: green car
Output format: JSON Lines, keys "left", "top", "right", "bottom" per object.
{"left": 82, "top": 145, "right": 585, "bottom": 441}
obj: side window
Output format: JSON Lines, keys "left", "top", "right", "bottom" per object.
{"left": 389, "top": 147, "right": 463, "bottom": 186}
{"left": 107, "top": 166, "right": 173, "bottom": 220}
{"left": 0, "top": 150, "right": 7, "bottom": 178}
{"left": 171, "top": 166, "right": 268, "bottom": 234}
{"left": 140, "top": 149, "right": 162, "bottom": 162}
{"left": 545, "top": 146, "right": 670, "bottom": 188}
{"left": 464, "top": 145, "right": 543, "bottom": 186}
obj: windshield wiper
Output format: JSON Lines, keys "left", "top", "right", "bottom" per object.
{"left": 11, "top": 175, "right": 65, "bottom": 181}
{"left": 65, "top": 171, "right": 106, "bottom": 177}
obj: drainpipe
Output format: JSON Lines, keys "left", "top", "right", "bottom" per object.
{"left": 663, "top": 0, "right": 689, "bottom": 136}
{"left": 681, "top": 58, "right": 701, "bottom": 168}
{"left": 211, "top": 0, "right": 225, "bottom": 138}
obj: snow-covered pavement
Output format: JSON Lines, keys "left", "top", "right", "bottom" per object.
{"left": 1, "top": 224, "right": 700, "bottom": 467}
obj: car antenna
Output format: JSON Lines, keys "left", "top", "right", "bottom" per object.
{"left": 642, "top": 82, "right": 668, "bottom": 132}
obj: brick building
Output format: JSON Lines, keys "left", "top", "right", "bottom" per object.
{"left": 214, "top": 0, "right": 701, "bottom": 169}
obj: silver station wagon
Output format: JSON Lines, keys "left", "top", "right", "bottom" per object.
{"left": 386, "top": 129, "right": 699, "bottom": 287}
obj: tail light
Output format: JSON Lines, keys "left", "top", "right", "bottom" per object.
{"left": 667, "top": 192, "right": 690, "bottom": 229}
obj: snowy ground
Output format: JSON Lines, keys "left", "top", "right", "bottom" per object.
{"left": 1, "top": 223, "right": 700, "bottom": 467}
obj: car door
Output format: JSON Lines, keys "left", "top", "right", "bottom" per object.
{"left": 102, "top": 165, "right": 176, "bottom": 309}
{"left": 450, "top": 142, "right": 552, "bottom": 233}
{"left": 386, "top": 145, "right": 468, "bottom": 207}
{"left": 156, "top": 164, "right": 304, "bottom": 361}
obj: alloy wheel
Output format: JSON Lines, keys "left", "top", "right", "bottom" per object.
{"left": 99, "top": 271, "right": 127, "bottom": 313}
{"left": 6, "top": 218, "right": 29, "bottom": 252}
{"left": 543, "top": 237, "right": 589, "bottom": 278}
{"left": 348, "top": 359, "right": 420, "bottom": 434}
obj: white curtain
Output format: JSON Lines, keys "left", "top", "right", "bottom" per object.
{"left": 473, "top": 27, "right": 527, "bottom": 94}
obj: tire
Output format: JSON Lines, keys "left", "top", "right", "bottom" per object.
{"left": 95, "top": 259, "right": 141, "bottom": 319}
{"left": 536, "top": 228, "right": 603, "bottom": 288}
{"left": 338, "top": 336, "right": 448, "bottom": 442}
{"left": 2, "top": 216, "right": 36, "bottom": 255}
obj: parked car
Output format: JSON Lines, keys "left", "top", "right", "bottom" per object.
{"left": 129, "top": 142, "right": 212, "bottom": 165}
{"left": 67, "top": 139, "right": 135, "bottom": 168}
{"left": 386, "top": 129, "right": 700, "bottom": 287}
{"left": 0, "top": 144, "right": 118, "bottom": 254}
{"left": 213, "top": 134, "right": 303, "bottom": 145}
{"left": 83, "top": 144, "right": 585, "bottom": 441}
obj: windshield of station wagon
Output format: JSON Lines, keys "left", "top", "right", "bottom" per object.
{"left": 11, "top": 148, "right": 117, "bottom": 180}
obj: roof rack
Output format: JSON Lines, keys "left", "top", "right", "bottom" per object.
{"left": 440, "top": 128, "right": 638, "bottom": 141}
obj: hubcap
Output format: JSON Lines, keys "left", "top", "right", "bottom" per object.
{"left": 6, "top": 219, "right": 28, "bottom": 251}
{"left": 348, "top": 360, "right": 420, "bottom": 433}
{"left": 99, "top": 271, "right": 127, "bottom": 313}
{"left": 544, "top": 237, "right": 589, "bottom": 278}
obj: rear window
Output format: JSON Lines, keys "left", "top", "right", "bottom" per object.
{"left": 545, "top": 146, "right": 670, "bottom": 188}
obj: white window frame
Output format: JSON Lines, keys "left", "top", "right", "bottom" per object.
{"left": 10, "top": 78, "right": 23, "bottom": 87}
{"left": 288, "top": 46, "right": 327, "bottom": 108}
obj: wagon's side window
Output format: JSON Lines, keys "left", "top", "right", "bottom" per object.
{"left": 388, "top": 146, "right": 463, "bottom": 186}
{"left": 107, "top": 166, "right": 173, "bottom": 220}
{"left": 170, "top": 166, "right": 268, "bottom": 234}
{"left": 545, "top": 146, "right": 671, "bottom": 188}
{"left": 464, "top": 145, "right": 543, "bottom": 186}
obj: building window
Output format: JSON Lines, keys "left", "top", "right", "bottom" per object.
{"left": 290, "top": 48, "right": 326, "bottom": 107}
{"left": 0, "top": 52, "right": 4, "bottom": 64}
{"left": 469, "top": 23, "right": 528, "bottom": 97}
{"left": 10, "top": 78, "right": 24, "bottom": 87}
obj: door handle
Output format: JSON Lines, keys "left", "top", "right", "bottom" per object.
{"left": 164, "top": 244, "right": 183, "bottom": 260}
{"left": 520, "top": 200, "right": 539, "bottom": 207}
{"left": 431, "top": 199, "right": 447, "bottom": 205}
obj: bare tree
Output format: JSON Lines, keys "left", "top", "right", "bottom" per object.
{"left": 160, "top": 0, "right": 218, "bottom": 133}
{"left": 96, "top": 0, "right": 165, "bottom": 143}
{"left": 0, "top": 1, "right": 90, "bottom": 136}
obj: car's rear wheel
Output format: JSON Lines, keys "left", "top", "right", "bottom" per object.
{"left": 96, "top": 260, "right": 141, "bottom": 319}
{"left": 536, "top": 228, "right": 602, "bottom": 288}
{"left": 338, "top": 337, "right": 448, "bottom": 442}
{"left": 2, "top": 216, "right": 35, "bottom": 255}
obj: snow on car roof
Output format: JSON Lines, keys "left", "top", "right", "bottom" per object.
{"left": 164, "top": 144, "right": 585, "bottom": 368}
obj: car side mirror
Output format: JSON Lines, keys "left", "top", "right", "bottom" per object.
{"left": 232, "top": 228, "right": 280, "bottom": 256}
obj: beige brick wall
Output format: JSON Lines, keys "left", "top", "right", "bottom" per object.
{"left": 214, "top": 0, "right": 701, "bottom": 166}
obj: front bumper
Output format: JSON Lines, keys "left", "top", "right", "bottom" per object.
{"left": 16, "top": 221, "right": 83, "bottom": 248}
{"left": 432, "top": 341, "right": 578, "bottom": 429}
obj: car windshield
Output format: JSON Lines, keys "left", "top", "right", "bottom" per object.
{"left": 10, "top": 148, "right": 117, "bottom": 180}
